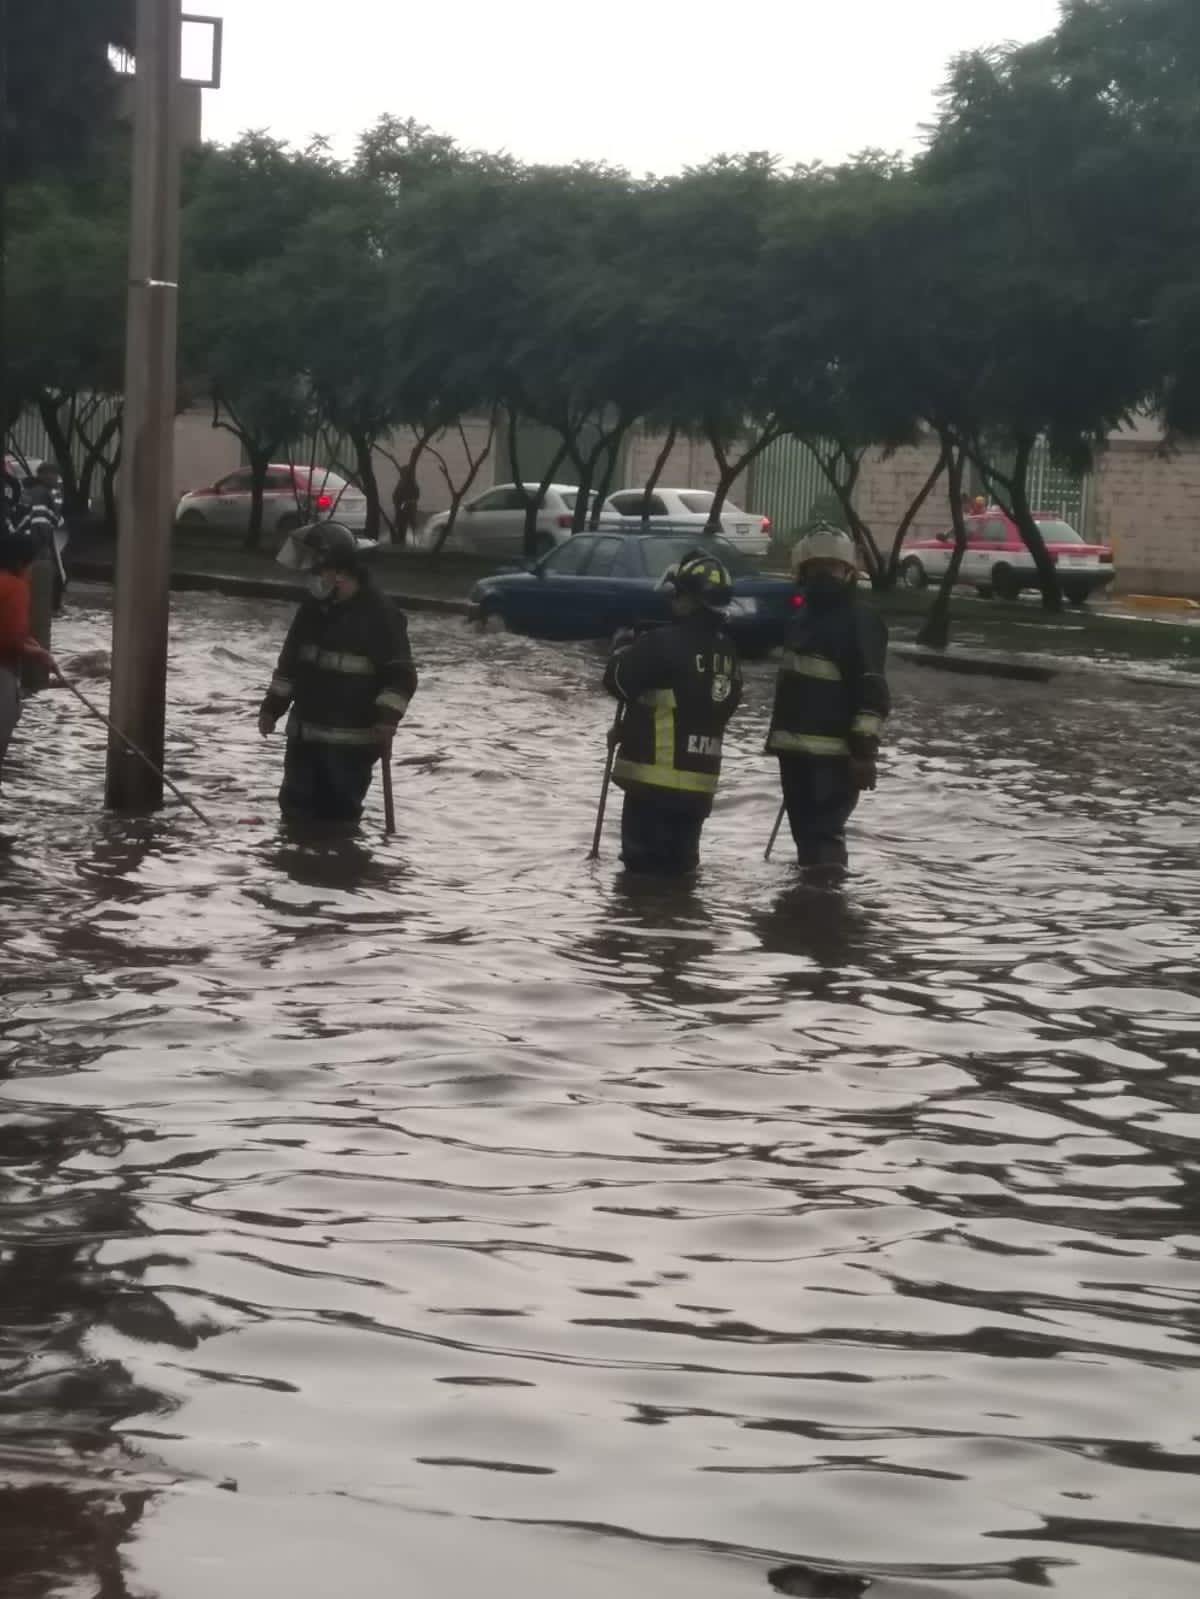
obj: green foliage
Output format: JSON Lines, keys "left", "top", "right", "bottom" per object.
{"left": 7, "top": 0, "right": 135, "bottom": 182}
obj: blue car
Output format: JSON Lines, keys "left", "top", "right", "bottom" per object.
{"left": 467, "top": 531, "right": 798, "bottom": 655}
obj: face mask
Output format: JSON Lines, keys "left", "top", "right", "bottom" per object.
{"left": 308, "top": 572, "right": 335, "bottom": 601}
{"left": 802, "top": 571, "right": 853, "bottom": 608}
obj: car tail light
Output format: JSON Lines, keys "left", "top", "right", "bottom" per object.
{"left": 556, "top": 514, "right": 573, "bottom": 529}
{"left": 761, "top": 516, "right": 772, "bottom": 534}
{"left": 315, "top": 493, "right": 333, "bottom": 511}
{"left": 1099, "top": 549, "right": 1114, "bottom": 564}
{"left": 790, "top": 593, "right": 806, "bottom": 609}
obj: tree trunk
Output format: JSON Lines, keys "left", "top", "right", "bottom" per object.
{"left": 1008, "top": 435, "right": 1062, "bottom": 613}
{"left": 916, "top": 441, "right": 967, "bottom": 649}
{"left": 243, "top": 450, "right": 272, "bottom": 551}
{"left": 640, "top": 424, "right": 677, "bottom": 529}
{"left": 570, "top": 455, "right": 594, "bottom": 535}
{"left": 588, "top": 425, "right": 629, "bottom": 529}
{"left": 886, "top": 452, "right": 947, "bottom": 587}
{"left": 78, "top": 412, "right": 122, "bottom": 517}
{"left": 349, "top": 428, "right": 381, "bottom": 541}
{"left": 508, "top": 411, "right": 570, "bottom": 560}
{"left": 101, "top": 453, "right": 120, "bottom": 537}
{"left": 429, "top": 417, "right": 495, "bottom": 555}
{"left": 702, "top": 424, "right": 780, "bottom": 536}
{"left": 36, "top": 392, "right": 83, "bottom": 512}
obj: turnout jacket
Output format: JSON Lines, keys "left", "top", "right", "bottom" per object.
{"left": 767, "top": 593, "right": 890, "bottom": 759}
{"left": 260, "top": 582, "right": 418, "bottom": 746}
{"left": 603, "top": 612, "right": 743, "bottom": 817}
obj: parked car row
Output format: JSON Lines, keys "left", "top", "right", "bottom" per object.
{"left": 901, "top": 511, "right": 1115, "bottom": 604}
{"left": 424, "top": 484, "right": 771, "bottom": 560}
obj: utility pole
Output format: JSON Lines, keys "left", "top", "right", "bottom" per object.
{"left": 105, "top": 0, "right": 182, "bottom": 812}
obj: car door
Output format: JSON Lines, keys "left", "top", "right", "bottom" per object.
{"left": 211, "top": 469, "right": 254, "bottom": 532}
{"left": 505, "top": 536, "right": 597, "bottom": 637}
{"left": 460, "top": 486, "right": 525, "bottom": 556}
{"left": 564, "top": 535, "right": 643, "bottom": 635}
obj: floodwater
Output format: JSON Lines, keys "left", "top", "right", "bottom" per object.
{"left": 2, "top": 591, "right": 1200, "bottom": 1599}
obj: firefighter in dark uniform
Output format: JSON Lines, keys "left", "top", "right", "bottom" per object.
{"left": 766, "top": 525, "right": 890, "bottom": 869}
{"left": 603, "top": 552, "right": 743, "bottom": 875}
{"left": 258, "top": 524, "right": 418, "bottom": 824}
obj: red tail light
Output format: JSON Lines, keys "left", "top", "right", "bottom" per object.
{"left": 790, "top": 593, "right": 806, "bottom": 608}
{"left": 761, "top": 516, "right": 772, "bottom": 534}
{"left": 315, "top": 493, "right": 333, "bottom": 512}
{"left": 556, "top": 514, "right": 573, "bottom": 529}
{"left": 1099, "top": 550, "right": 1114, "bottom": 564}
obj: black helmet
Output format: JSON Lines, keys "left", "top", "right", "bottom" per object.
{"left": 667, "top": 551, "right": 733, "bottom": 609}
{"left": 277, "top": 520, "right": 361, "bottom": 573}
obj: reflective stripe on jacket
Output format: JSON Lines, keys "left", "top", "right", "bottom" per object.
{"left": 260, "top": 582, "right": 418, "bottom": 742}
{"left": 604, "top": 613, "right": 742, "bottom": 817}
{"left": 766, "top": 594, "right": 889, "bottom": 759}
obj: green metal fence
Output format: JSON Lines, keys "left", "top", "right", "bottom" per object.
{"left": 743, "top": 435, "right": 830, "bottom": 534}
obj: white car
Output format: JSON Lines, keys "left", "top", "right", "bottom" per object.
{"left": 601, "top": 488, "right": 772, "bottom": 558}
{"left": 175, "top": 465, "right": 368, "bottom": 537}
{"left": 424, "top": 483, "right": 595, "bottom": 559}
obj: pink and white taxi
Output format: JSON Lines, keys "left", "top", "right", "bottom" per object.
{"left": 901, "top": 510, "right": 1116, "bottom": 606}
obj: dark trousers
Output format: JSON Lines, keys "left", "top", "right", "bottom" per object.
{"left": 620, "top": 789, "right": 705, "bottom": 876}
{"left": 777, "top": 755, "right": 859, "bottom": 867}
{"left": 279, "top": 739, "right": 377, "bottom": 824}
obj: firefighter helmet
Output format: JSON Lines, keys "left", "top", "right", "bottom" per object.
{"left": 665, "top": 551, "right": 734, "bottom": 609}
{"left": 790, "top": 524, "right": 858, "bottom": 577}
{"left": 277, "top": 520, "right": 362, "bottom": 573}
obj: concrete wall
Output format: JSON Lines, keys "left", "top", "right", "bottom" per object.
{"left": 855, "top": 441, "right": 948, "bottom": 548}
{"left": 173, "top": 409, "right": 240, "bottom": 497}
{"left": 622, "top": 430, "right": 722, "bottom": 495}
{"left": 1092, "top": 438, "right": 1200, "bottom": 597}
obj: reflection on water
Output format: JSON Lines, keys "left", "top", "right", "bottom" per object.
{"left": 1, "top": 592, "right": 1199, "bottom": 1599}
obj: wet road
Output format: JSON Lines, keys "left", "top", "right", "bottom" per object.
{"left": 2, "top": 592, "right": 1199, "bottom": 1599}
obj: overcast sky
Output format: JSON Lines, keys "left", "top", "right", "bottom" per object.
{"left": 192, "top": 0, "right": 1063, "bottom": 172}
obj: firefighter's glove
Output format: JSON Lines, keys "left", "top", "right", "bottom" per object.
{"left": 849, "top": 754, "right": 878, "bottom": 792}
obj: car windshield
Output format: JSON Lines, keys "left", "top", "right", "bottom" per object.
{"left": 640, "top": 535, "right": 754, "bottom": 580}
{"left": 1036, "top": 519, "right": 1084, "bottom": 544}
{"left": 677, "top": 492, "right": 746, "bottom": 517}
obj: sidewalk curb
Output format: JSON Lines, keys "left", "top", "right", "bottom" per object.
{"left": 71, "top": 561, "right": 472, "bottom": 616}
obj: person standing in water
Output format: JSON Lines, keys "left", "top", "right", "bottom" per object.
{"left": 0, "top": 523, "right": 57, "bottom": 850}
{"left": 258, "top": 524, "right": 418, "bottom": 825}
{"left": 602, "top": 552, "right": 742, "bottom": 876}
{"left": 765, "top": 525, "right": 890, "bottom": 870}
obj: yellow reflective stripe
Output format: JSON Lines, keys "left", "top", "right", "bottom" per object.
{"left": 297, "top": 644, "right": 375, "bottom": 676}
{"left": 781, "top": 651, "right": 842, "bottom": 681}
{"left": 768, "top": 731, "right": 849, "bottom": 756}
{"left": 851, "top": 712, "right": 883, "bottom": 736}
{"left": 269, "top": 675, "right": 293, "bottom": 697}
{"left": 613, "top": 758, "right": 718, "bottom": 795}
{"left": 297, "top": 722, "right": 379, "bottom": 746}
{"left": 638, "top": 688, "right": 677, "bottom": 709}
{"left": 376, "top": 690, "right": 411, "bottom": 715}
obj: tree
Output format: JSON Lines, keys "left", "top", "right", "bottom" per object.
{"left": 6, "top": 2, "right": 135, "bottom": 182}
{"left": 923, "top": 42, "right": 1151, "bottom": 610}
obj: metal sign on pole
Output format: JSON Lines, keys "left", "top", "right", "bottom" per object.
{"left": 105, "top": 0, "right": 183, "bottom": 813}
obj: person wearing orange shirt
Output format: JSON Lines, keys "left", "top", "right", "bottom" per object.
{"left": 1, "top": 526, "right": 56, "bottom": 846}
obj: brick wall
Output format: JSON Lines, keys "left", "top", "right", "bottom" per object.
{"left": 1092, "top": 439, "right": 1200, "bottom": 597}
{"left": 856, "top": 441, "right": 949, "bottom": 553}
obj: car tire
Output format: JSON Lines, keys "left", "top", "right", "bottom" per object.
{"left": 900, "top": 557, "right": 928, "bottom": 590}
{"left": 177, "top": 509, "right": 206, "bottom": 528}
{"left": 1064, "top": 586, "right": 1090, "bottom": 609}
{"left": 992, "top": 564, "right": 1021, "bottom": 602}
{"left": 975, "top": 585, "right": 993, "bottom": 599}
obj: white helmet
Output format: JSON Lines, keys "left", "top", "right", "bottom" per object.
{"left": 790, "top": 524, "right": 858, "bottom": 577}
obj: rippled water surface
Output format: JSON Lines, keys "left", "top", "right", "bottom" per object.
{"left": 3, "top": 591, "right": 1200, "bottom": 1599}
